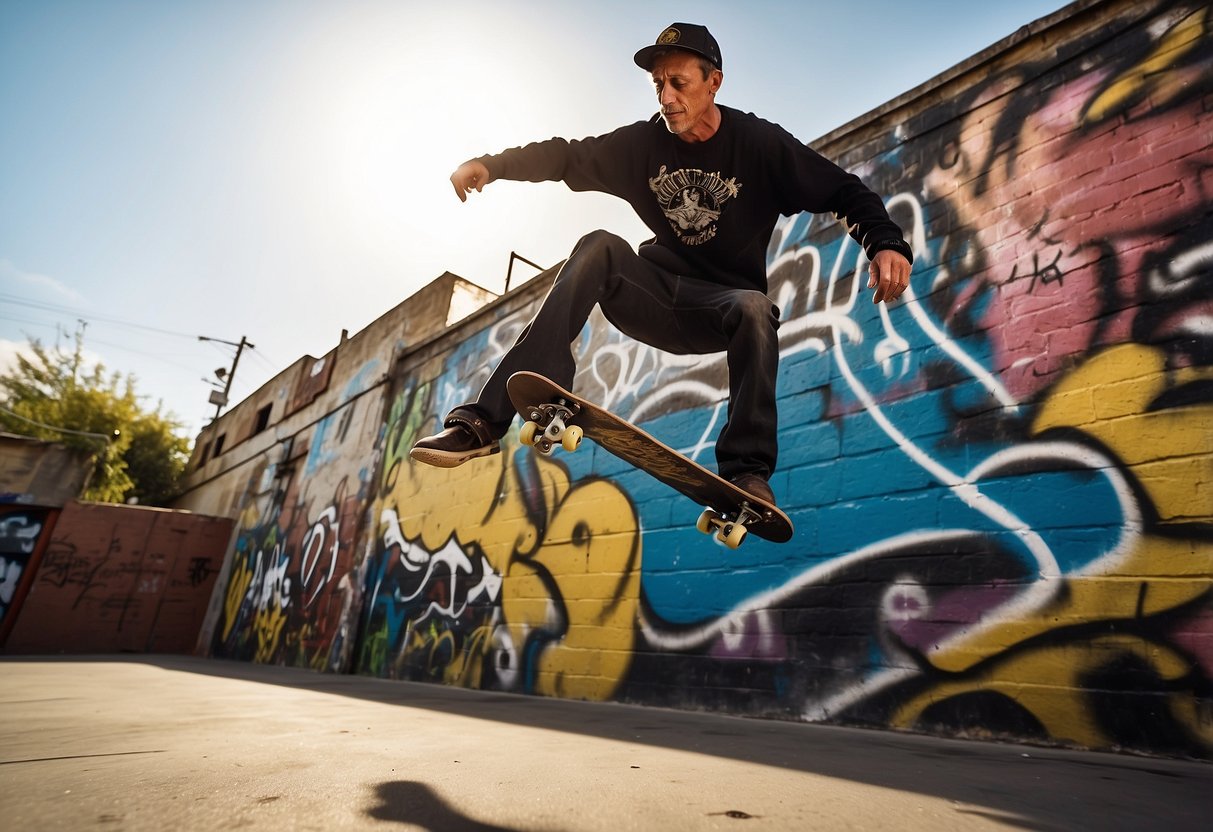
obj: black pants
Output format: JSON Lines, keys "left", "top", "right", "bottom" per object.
{"left": 461, "top": 230, "right": 781, "bottom": 480}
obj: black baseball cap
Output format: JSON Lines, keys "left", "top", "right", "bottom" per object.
{"left": 633, "top": 23, "right": 722, "bottom": 71}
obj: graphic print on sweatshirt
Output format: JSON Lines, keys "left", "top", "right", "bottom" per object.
{"left": 647, "top": 166, "right": 742, "bottom": 246}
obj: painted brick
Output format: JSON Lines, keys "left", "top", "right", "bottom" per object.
{"left": 839, "top": 449, "right": 938, "bottom": 500}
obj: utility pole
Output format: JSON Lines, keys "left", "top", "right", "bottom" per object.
{"left": 199, "top": 335, "right": 254, "bottom": 421}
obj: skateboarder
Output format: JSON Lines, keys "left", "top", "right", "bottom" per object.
{"left": 411, "top": 22, "right": 914, "bottom": 507}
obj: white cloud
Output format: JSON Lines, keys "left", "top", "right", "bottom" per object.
{"left": 0, "top": 259, "right": 87, "bottom": 305}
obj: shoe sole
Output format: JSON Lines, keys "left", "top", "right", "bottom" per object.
{"left": 409, "top": 444, "right": 500, "bottom": 469}
{"left": 731, "top": 479, "right": 777, "bottom": 508}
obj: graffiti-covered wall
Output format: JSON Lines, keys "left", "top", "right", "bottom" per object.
{"left": 206, "top": 378, "right": 383, "bottom": 670}
{"left": 181, "top": 273, "right": 494, "bottom": 670}
{"left": 353, "top": 0, "right": 1211, "bottom": 758}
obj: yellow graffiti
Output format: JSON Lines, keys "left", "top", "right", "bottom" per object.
{"left": 375, "top": 413, "right": 643, "bottom": 701}
{"left": 1035, "top": 344, "right": 1213, "bottom": 527}
{"left": 221, "top": 560, "right": 254, "bottom": 643}
{"left": 1084, "top": 6, "right": 1210, "bottom": 124}
{"left": 891, "top": 634, "right": 1209, "bottom": 749}
{"left": 501, "top": 477, "right": 642, "bottom": 701}
{"left": 904, "top": 344, "right": 1212, "bottom": 749}
{"left": 253, "top": 604, "right": 289, "bottom": 664}
{"left": 439, "top": 622, "right": 496, "bottom": 688}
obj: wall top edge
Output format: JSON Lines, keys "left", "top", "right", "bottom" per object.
{"left": 810, "top": 0, "right": 1111, "bottom": 151}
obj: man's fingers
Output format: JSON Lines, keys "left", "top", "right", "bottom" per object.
{"left": 870, "top": 251, "right": 911, "bottom": 304}
{"left": 450, "top": 169, "right": 473, "bottom": 202}
{"left": 870, "top": 260, "right": 889, "bottom": 303}
{"left": 450, "top": 162, "right": 489, "bottom": 203}
{"left": 878, "top": 269, "right": 903, "bottom": 304}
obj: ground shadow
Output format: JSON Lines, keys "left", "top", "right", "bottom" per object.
{"left": 368, "top": 781, "right": 526, "bottom": 831}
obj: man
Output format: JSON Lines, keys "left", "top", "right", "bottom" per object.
{"left": 411, "top": 23, "right": 913, "bottom": 507}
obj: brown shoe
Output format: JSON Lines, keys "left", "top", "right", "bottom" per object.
{"left": 730, "top": 473, "right": 776, "bottom": 507}
{"left": 409, "top": 410, "right": 500, "bottom": 468}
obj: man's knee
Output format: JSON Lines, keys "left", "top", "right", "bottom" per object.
{"left": 555, "top": 229, "right": 633, "bottom": 288}
{"left": 729, "top": 291, "right": 780, "bottom": 332}
{"left": 571, "top": 229, "right": 630, "bottom": 259}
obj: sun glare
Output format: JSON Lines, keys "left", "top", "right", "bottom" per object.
{"left": 259, "top": 9, "right": 577, "bottom": 278}
{"left": 240, "top": 5, "right": 651, "bottom": 294}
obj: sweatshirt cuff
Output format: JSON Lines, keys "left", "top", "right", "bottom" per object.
{"left": 472, "top": 155, "right": 500, "bottom": 181}
{"left": 867, "top": 237, "right": 914, "bottom": 265}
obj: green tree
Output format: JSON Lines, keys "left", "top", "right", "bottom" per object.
{"left": 0, "top": 334, "right": 190, "bottom": 505}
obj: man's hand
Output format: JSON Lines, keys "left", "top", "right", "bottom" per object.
{"left": 868, "top": 249, "right": 912, "bottom": 304}
{"left": 450, "top": 160, "right": 491, "bottom": 202}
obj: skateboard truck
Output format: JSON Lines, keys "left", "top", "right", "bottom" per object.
{"left": 696, "top": 501, "right": 765, "bottom": 549}
{"left": 519, "top": 399, "right": 584, "bottom": 455}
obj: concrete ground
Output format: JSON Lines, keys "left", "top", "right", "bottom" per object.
{"left": 0, "top": 656, "right": 1208, "bottom": 831}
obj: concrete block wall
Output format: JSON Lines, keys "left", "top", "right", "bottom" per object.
{"left": 200, "top": 0, "right": 1212, "bottom": 757}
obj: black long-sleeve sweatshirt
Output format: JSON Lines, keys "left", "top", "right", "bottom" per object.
{"left": 476, "top": 105, "right": 912, "bottom": 293}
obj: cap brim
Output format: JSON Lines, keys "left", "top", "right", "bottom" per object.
{"left": 634, "top": 44, "right": 719, "bottom": 71}
{"left": 633, "top": 45, "right": 661, "bottom": 70}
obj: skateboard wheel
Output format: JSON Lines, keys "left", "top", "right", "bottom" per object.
{"left": 520, "top": 421, "right": 541, "bottom": 446}
{"left": 562, "top": 425, "right": 583, "bottom": 452}
{"left": 696, "top": 508, "right": 717, "bottom": 535}
{"left": 719, "top": 523, "right": 748, "bottom": 550}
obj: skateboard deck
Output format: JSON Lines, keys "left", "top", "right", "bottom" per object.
{"left": 506, "top": 371, "right": 793, "bottom": 548}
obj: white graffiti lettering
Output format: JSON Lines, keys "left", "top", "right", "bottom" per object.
{"left": 300, "top": 506, "right": 340, "bottom": 607}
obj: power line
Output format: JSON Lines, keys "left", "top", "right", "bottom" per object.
{"left": 1, "top": 318, "right": 220, "bottom": 376}
{"left": 2, "top": 297, "right": 298, "bottom": 415}
{"left": 0, "top": 292, "right": 199, "bottom": 340}
{"left": 2, "top": 295, "right": 299, "bottom": 379}
{"left": 246, "top": 347, "right": 282, "bottom": 375}
{"left": 0, "top": 404, "right": 115, "bottom": 445}
{"left": 0, "top": 314, "right": 59, "bottom": 330}
{"left": 84, "top": 336, "right": 207, "bottom": 375}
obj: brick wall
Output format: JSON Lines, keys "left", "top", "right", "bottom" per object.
{"left": 201, "top": 0, "right": 1211, "bottom": 757}
{"left": 3, "top": 502, "right": 233, "bottom": 654}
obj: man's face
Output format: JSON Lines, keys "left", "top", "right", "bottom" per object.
{"left": 650, "top": 51, "right": 722, "bottom": 141}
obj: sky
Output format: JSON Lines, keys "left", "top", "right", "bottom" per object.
{"left": 0, "top": 0, "right": 1071, "bottom": 439}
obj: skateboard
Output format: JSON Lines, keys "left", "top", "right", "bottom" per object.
{"left": 506, "top": 371, "right": 793, "bottom": 549}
